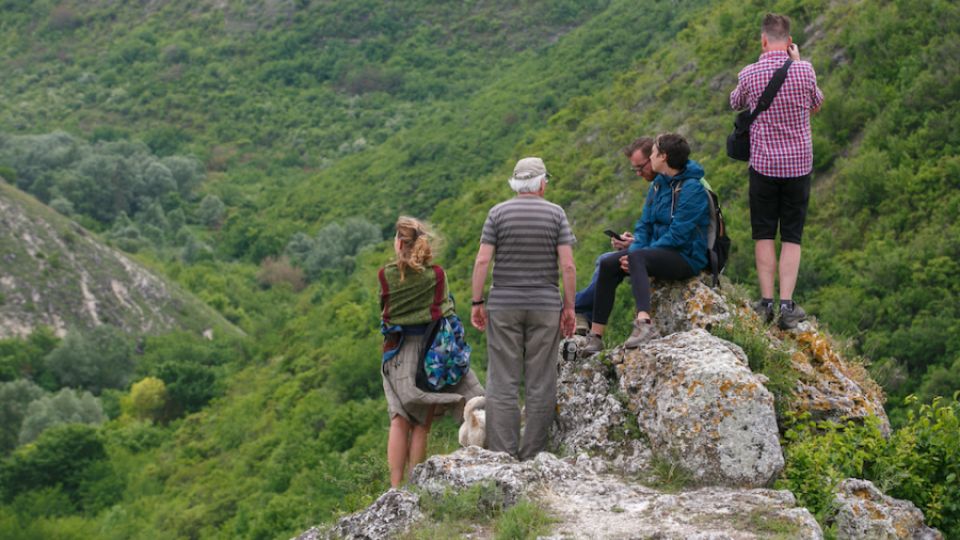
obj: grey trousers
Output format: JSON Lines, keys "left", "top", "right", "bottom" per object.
{"left": 485, "top": 309, "right": 560, "bottom": 460}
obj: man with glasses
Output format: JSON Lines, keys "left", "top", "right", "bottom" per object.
{"left": 470, "top": 156, "right": 576, "bottom": 460}
{"left": 573, "top": 137, "right": 657, "bottom": 335}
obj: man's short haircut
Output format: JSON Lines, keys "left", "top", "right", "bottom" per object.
{"left": 762, "top": 13, "right": 791, "bottom": 42}
{"left": 655, "top": 133, "right": 690, "bottom": 170}
{"left": 622, "top": 137, "right": 654, "bottom": 159}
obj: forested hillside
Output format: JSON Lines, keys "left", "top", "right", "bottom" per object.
{"left": 0, "top": 0, "right": 958, "bottom": 538}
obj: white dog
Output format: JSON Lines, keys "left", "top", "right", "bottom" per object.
{"left": 458, "top": 396, "right": 486, "bottom": 448}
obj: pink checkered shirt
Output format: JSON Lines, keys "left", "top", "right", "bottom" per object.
{"left": 730, "top": 50, "right": 824, "bottom": 178}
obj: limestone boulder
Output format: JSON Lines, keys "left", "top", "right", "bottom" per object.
{"left": 407, "top": 447, "right": 822, "bottom": 539}
{"left": 616, "top": 329, "right": 783, "bottom": 487}
{"left": 786, "top": 330, "right": 890, "bottom": 435}
{"left": 542, "top": 481, "right": 822, "bottom": 540}
{"left": 410, "top": 446, "right": 575, "bottom": 506}
{"left": 648, "top": 274, "right": 732, "bottom": 335}
{"left": 553, "top": 337, "right": 652, "bottom": 474}
{"left": 834, "top": 479, "right": 942, "bottom": 540}
{"left": 315, "top": 489, "right": 422, "bottom": 540}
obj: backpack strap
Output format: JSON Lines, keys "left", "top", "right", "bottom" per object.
{"left": 670, "top": 178, "right": 687, "bottom": 218}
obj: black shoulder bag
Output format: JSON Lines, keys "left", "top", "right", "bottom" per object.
{"left": 726, "top": 60, "right": 792, "bottom": 161}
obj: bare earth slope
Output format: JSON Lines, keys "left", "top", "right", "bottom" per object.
{"left": 0, "top": 180, "right": 238, "bottom": 338}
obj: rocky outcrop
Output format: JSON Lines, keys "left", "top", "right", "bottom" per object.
{"left": 652, "top": 277, "right": 889, "bottom": 433}
{"left": 649, "top": 274, "right": 733, "bottom": 335}
{"left": 300, "top": 489, "right": 422, "bottom": 540}
{"left": 616, "top": 329, "right": 783, "bottom": 487}
{"left": 302, "top": 277, "right": 917, "bottom": 539}
{"left": 834, "top": 479, "right": 942, "bottom": 540}
{"left": 553, "top": 341, "right": 651, "bottom": 474}
{"left": 787, "top": 329, "right": 890, "bottom": 435}
{"left": 322, "top": 448, "right": 822, "bottom": 540}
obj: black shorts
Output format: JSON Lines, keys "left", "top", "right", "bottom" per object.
{"left": 749, "top": 167, "right": 811, "bottom": 245}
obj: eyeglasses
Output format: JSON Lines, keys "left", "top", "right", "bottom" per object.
{"left": 631, "top": 160, "right": 650, "bottom": 173}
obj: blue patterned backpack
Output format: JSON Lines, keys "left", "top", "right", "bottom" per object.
{"left": 416, "top": 313, "right": 471, "bottom": 392}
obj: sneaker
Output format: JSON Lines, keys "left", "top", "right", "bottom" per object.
{"left": 581, "top": 332, "right": 604, "bottom": 354}
{"left": 574, "top": 313, "right": 590, "bottom": 336}
{"left": 623, "top": 318, "right": 658, "bottom": 349}
{"left": 753, "top": 300, "right": 775, "bottom": 324}
{"left": 778, "top": 303, "right": 807, "bottom": 330}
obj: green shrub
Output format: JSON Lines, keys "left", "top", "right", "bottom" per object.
{"left": 0, "top": 424, "right": 108, "bottom": 508}
{"left": 777, "top": 395, "right": 960, "bottom": 536}
{"left": 419, "top": 481, "right": 505, "bottom": 523}
{"left": 17, "top": 388, "right": 105, "bottom": 445}
{"left": 44, "top": 325, "right": 134, "bottom": 394}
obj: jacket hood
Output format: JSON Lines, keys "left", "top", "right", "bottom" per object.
{"left": 656, "top": 159, "right": 704, "bottom": 186}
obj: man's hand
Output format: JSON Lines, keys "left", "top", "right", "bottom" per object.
{"left": 619, "top": 255, "right": 631, "bottom": 274}
{"left": 471, "top": 304, "right": 487, "bottom": 332}
{"left": 611, "top": 232, "right": 634, "bottom": 251}
{"left": 788, "top": 43, "right": 800, "bottom": 61}
{"left": 560, "top": 306, "right": 575, "bottom": 338}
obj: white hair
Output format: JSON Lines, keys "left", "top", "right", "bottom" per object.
{"left": 508, "top": 175, "right": 545, "bottom": 193}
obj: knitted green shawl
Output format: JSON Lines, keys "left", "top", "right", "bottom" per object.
{"left": 378, "top": 262, "right": 455, "bottom": 326}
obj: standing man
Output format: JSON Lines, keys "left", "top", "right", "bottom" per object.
{"left": 730, "top": 13, "right": 824, "bottom": 329}
{"left": 470, "top": 157, "right": 576, "bottom": 460}
{"left": 573, "top": 137, "right": 656, "bottom": 335}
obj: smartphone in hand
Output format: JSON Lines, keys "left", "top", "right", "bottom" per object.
{"left": 603, "top": 229, "right": 623, "bottom": 241}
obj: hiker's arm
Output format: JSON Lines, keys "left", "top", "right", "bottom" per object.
{"left": 810, "top": 66, "right": 824, "bottom": 114}
{"left": 470, "top": 243, "right": 494, "bottom": 332}
{"left": 730, "top": 68, "right": 748, "bottom": 110}
{"left": 557, "top": 244, "right": 576, "bottom": 338}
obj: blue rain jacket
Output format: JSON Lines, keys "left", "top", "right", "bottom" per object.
{"left": 630, "top": 159, "right": 710, "bottom": 272}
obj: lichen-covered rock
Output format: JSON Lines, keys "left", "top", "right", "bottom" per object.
{"left": 617, "top": 329, "right": 783, "bottom": 487}
{"left": 408, "top": 447, "right": 821, "bottom": 540}
{"left": 320, "top": 489, "right": 422, "bottom": 540}
{"left": 649, "top": 275, "right": 732, "bottom": 335}
{"left": 788, "top": 330, "right": 890, "bottom": 435}
{"left": 834, "top": 479, "right": 942, "bottom": 540}
{"left": 541, "top": 481, "right": 822, "bottom": 540}
{"left": 553, "top": 339, "right": 652, "bottom": 474}
{"left": 410, "top": 446, "right": 575, "bottom": 506}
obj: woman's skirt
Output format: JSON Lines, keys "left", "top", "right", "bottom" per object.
{"left": 382, "top": 334, "right": 484, "bottom": 426}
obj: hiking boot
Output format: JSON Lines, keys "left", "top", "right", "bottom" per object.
{"left": 778, "top": 303, "right": 807, "bottom": 330}
{"left": 623, "top": 319, "right": 658, "bottom": 349}
{"left": 574, "top": 313, "right": 590, "bottom": 336}
{"left": 753, "top": 300, "right": 775, "bottom": 324}
{"left": 581, "top": 333, "right": 604, "bottom": 355}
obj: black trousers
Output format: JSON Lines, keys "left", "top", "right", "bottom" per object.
{"left": 590, "top": 248, "right": 695, "bottom": 325}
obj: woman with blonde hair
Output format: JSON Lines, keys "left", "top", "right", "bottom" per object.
{"left": 378, "top": 216, "right": 484, "bottom": 487}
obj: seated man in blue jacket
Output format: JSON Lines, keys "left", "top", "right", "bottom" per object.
{"left": 582, "top": 133, "right": 710, "bottom": 352}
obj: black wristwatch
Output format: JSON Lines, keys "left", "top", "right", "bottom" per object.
{"left": 471, "top": 299, "right": 485, "bottom": 306}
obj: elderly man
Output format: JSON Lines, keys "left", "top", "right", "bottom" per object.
{"left": 731, "top": 13, "right": 824, "bottom": 329}
{"left": 470, "top": 157, "right": 576, "bottom": 460}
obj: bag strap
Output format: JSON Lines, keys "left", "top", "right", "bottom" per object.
{"left": 378, "top": 267, "right": 390, "bottom": 320}
{"left": 670, "top": 178, "right": 687, "bottom": 218}
{"left": 745, "top": 59, "right": 792, "bottom": 127}
{"left": 429, "top": 265, "right": 445, "bottom": 320}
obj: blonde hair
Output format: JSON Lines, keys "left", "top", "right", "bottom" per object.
{"left": 395, "top": 216, "right": 434, "bottom": 280}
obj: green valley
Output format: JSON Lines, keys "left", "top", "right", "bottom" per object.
{"left": 0, "top": 0, "right": 958, "bottom": 538}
